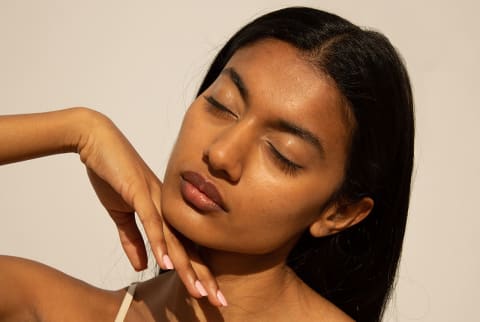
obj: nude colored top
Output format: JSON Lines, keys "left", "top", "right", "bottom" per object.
{"left": 114, "top": 283, "right": 137, "bottom": 322}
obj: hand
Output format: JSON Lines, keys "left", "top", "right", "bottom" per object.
{"left": 78, "top": 109, "right": 225, "bottom": 306}
{"left": 78, "top": 110, "right": 166, "bottom": 271}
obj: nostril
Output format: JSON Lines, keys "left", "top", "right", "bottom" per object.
{"left": 202, "top": 149, "right": 209, "bottom": 164}
{"left": 207, "top": 162, "right": 234, "bottom": 182}
{"left": 202, "top": 147, "right": 241, "bottom": 183}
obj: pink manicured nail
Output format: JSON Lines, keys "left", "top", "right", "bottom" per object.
{"left": 162, "top": 254, "right": 174, "bottom": 270}
{"left": 195, "top": 280, "right": 208, "bottom": 297}
{"left": 216, "top": 290, "right": 228, "bottom": 307}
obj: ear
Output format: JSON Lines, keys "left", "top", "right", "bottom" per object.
{"left": 309, "top": 197, "right": 374, "bottom": 238}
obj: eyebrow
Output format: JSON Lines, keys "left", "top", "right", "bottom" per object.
{"left": 274, "top": 119, "right": 326, "bottom": 157}
{"left": 221, "top": 67, "right": 249, "bottom": 103}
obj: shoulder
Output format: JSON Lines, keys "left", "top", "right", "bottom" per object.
{"left": 296, "top": 280, "right": 355, "bottom": 322}
{"left": 0, "top": 255, "right": 124, "bottom": 322}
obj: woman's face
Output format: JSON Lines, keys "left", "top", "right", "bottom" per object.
{"left": 162, "top": 39, "right": 352, "bottom": 255}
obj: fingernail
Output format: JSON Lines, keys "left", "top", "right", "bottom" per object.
{"left": 216, "top": 290, "right": 228, "bottom": 307}
{"left": 162, "top": 254, "right": 174, "bottom": 270}
{"left": 195, "top": 280, "right": 208, "bottom": 297}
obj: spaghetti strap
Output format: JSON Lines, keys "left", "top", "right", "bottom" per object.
{"left": 114, "top": 283, "right": 138, "bottom": 322}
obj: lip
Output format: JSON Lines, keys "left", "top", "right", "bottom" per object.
{"left": 180, "top": 171, "right": 227, "bottom": 213}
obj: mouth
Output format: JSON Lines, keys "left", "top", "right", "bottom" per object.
{"left": 180, "top": 171, "right": 227, "bottom": 213}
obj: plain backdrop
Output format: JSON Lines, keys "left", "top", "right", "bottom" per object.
{"left": 0, "top": 1, "right": 478, "bottom": 321}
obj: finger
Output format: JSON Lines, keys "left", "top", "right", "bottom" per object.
{"left": 162, "top": 225, "right": 208, "bottom": 299}
{"left": 164, "top": 224, "right": 225, "bottom": 307}
{"left": 189, "top": 249, "right": 227, "bottom": 307}
{"left": 133, "top": 191, "right": 170, "bottom": 270}
{"left": 110, "top": 210, "right": 147, "bottom": 271}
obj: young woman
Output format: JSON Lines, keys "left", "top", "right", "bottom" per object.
{"left": 0, "top": 7, "right": 414, "bottom": 322}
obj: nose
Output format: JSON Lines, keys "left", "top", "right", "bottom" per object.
{"left": 202, "top": 122, "right": 253, "bottom": 183}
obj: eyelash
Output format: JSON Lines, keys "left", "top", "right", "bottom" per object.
{"left": 204, "top": 95, "right": 302, "bottom": 176}
{"left": 267, "top": 142, "right": 303, "bottom": 176}
{"left": 204, "top": 95, "right": 237, "bottom": 119}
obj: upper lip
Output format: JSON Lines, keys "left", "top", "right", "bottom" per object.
{"left": 181, "top": 171, "right": 228, "bottom": 211}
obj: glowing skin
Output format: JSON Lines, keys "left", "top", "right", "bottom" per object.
{"left": 161, "top": 39, "right": 353, "bottom": 258}
{"left": 0, "top": 39, "right": 370, "bottom": 322}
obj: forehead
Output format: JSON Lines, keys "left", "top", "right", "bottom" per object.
{"left": 222, "top": 39, "right": 352, "bottom": 153}
{"left": 227, "top": 39, "right": 325, "bottom": 100}
{"left": 225, "top": 39, "right": 346, "bottom": 116}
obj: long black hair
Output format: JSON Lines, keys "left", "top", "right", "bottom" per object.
{"left": 196, "top": 7, "right": 414, "bottom": 322}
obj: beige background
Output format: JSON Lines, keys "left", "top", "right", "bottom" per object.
{"left": 1, "top": 1, "right": 478, "bottom": 321}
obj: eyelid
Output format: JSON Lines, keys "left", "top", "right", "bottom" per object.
{"left": 204, "top": 95, "right": 238, "bottom": 118}
{"left": 266, "top": 141, "right": 303, "bottom": 175}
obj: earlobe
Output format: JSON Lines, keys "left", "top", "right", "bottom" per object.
{"left": 309, "top": 197, "right": 374, "bottom": 238}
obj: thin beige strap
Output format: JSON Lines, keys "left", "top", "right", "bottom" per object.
{"left": 114, "top": 283, "right": 138, "bottom": 322}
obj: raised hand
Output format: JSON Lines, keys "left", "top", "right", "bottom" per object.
{"left": 0, "top": 107, "right": 224, "bottom": 306}
{"left": 76, "top": 109, "right": 167, "bottom": 271}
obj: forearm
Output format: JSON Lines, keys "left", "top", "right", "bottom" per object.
{"left": 0, "top": 107, "right": 97, "bottom": 165}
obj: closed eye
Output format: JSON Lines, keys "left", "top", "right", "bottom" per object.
{"left": 267, "top": 142, "right": 303, "bottom": 176}
{"left": 204, "top": 95, "right": 238, "bottom": 119}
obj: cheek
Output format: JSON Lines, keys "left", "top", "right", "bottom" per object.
{"left": 224, "top": 170, "right": 338, "bottom": 253}
{"left": 164, "top": 108, "right": 209, "bottom": 172}
{"left": 174, "top": 109, "right": 205, "bottom": 149}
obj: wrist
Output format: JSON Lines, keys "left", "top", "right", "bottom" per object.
{"left": 68, "top": 107, "right": 118, "bottom": 167}
{"left": 64, "top": 107, "right": 108, "bottom": 154}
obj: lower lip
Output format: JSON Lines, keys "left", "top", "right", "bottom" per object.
{"left": 180, "top": 178, "right": 222, "bottom": 213}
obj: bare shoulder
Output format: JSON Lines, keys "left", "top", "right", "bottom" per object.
{"left": 311, "top": 298, "right": 355, "bottom": 322}
{"left": 298, "top": 281, "right": 355, "bottom": 322}
{"left": 0, "top": 255, "right": 124, "bottom": 322}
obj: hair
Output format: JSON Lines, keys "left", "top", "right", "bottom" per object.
{"left": 196, "top": 7, "right": 414, "bottom": 322}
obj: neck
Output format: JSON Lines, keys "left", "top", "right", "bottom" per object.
{"left": 208, "top": 247, "right": 296, "bottom": 300}
{"left": 166, "top": 246, "right": 305, "bottom": 321}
